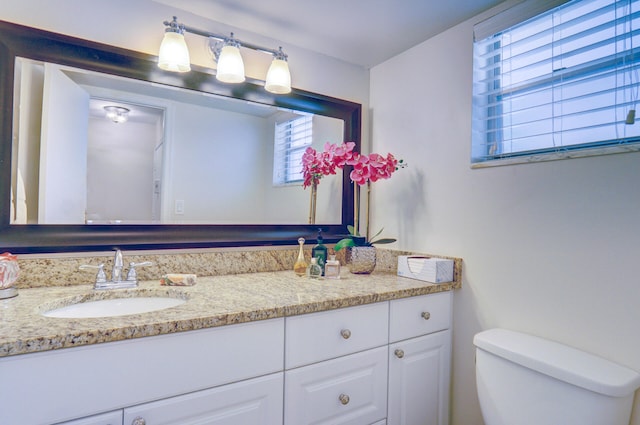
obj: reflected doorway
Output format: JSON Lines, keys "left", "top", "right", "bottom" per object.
{"left": 86, "top": 99, "right": 164, "bottom": 224}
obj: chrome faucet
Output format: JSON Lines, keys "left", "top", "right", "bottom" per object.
{"left": 111, "top": 249, "right": 124, "bottom": 283}
{"left": 80, "top": 249, "right": 153, "bottom": 290}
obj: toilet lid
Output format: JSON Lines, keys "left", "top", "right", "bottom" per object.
{"left": 474, "top": 328, "right": 640, "bottom": 397}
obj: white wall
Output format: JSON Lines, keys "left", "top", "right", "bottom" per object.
{"left": 264, "top": 114, "right": 344, "bottom": 224}
{"left": 87, "top": 117, "right": 158, "bottom": 223}
{"left": 370, "top": 2, "right": 640, "bottom": 424}
{"left": 168, "top": 102, "right": 269, "bottom": 223}
{"left": 0, "top": 0, "right": 368, "bottom": 113}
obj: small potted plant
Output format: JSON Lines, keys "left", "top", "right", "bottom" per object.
{"left": 334, "top": 226, "right": 396, "bottom": 274}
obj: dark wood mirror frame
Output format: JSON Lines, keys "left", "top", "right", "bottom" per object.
{"left": 0, "top": 20, "right": 361, "bottom": 254}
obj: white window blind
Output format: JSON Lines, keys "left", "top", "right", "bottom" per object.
{"left": 472, "top": 0, "right": 640, "bottom": 166}
{"left": 273, "top": 114, "right": 313, "bottom": 185}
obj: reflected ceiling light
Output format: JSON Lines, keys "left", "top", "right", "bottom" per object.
{"left": 158, "top": 16, "right": 191, "bottom": 73}
{"left": 265, "top": 47, "right": 291, "bottom": 94}
{"left": 104, "top": 106, "right": 130, "bottom": 124}
{"left": 159, "top": 16, "right": 292, "bottom": 94}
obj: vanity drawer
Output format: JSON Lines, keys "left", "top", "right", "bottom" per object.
{"left": 285, "top": 302, "right": 389, "bottom": 368}
{"left": 284, "top": 346, "right": 388, "bottom": 425}
{"left": 123, "top": 372, "right": 283, "bottom": 425}
{"left": 389, "top": 292, "right": 451, "bottom": 343}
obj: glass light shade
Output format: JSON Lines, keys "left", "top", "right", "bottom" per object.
{"left": 265, "top": 58, "right": 291, "bottom": 94}
{"left": 158, "top": 32, "right": 191, "bottom": 73}
{"left": 216, "top": 45, "right": 245, "bottom": 83}
{"left": 104, "top": 106, "right": 129, "bottom": 124}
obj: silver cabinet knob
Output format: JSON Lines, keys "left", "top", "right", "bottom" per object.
{"left": 339, "top": 393, "right": 350, "bottom": 405}
{"left": 340, "top": 329, "right": 352, "bottom": 339}
{"left": 421, "top": 311, "right": 431, "bottom": 320}
{"left": 395, "top": 349, "right": 405, "bottom": 358}
{"left": 131, "top": 417, "right": 146, "bottom": 425}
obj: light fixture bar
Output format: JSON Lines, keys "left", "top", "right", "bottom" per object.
{"left": 162, "top": 19, "right": 282, "bottom": 57}
{"left": 160, "top": 17, "right": 291, "bottom": 94}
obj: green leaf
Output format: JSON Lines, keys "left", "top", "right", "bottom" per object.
{"left": 370, "top": 237, "right": 397, "bottom": 245}
{"left": 369, "top": 227, "right": 384, "bottom": 241}
{"left": 334, "top": 238, "right": 356, "bottom": 251}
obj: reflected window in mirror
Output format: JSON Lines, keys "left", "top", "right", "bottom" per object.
{"left": 273, "top": 114, "right": 312, "bottom": 186}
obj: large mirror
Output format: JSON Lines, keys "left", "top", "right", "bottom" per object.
{"left": 0, "top": 20, "right": 360, "bottom": 253}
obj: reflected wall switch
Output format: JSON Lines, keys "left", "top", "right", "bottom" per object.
{"left": 175, "top": 200, "right": 185, "bottom": 215}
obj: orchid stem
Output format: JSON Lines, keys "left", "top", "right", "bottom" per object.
{"left": 366, "top": 181, "right": 371, "bottom": 241}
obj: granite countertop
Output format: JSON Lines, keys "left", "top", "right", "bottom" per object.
{"left": 0, "top": 270, "right": 455, "bottom": 358}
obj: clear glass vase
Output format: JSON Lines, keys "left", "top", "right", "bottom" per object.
{"left": 0, "top": 252, "right": 19, "bottom": 299}
{"left": 346, "top": 246, "right": 376, "bottom": 274}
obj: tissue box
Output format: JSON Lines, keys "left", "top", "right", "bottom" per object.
{"left": 397, "top": 256, "right": 454, "bottom": 283}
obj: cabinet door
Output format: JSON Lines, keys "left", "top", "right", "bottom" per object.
{"left": 285, "top": 346, "right": 387, "bottom": 425}
{"left": 123, "top": 372, "right": 283, "bottom": 425}
{"left": 56, "top": 410, "right": 123, "bottom": 425}
{"left": 388, "top": 330, "right": 451, "bottom": 425}
{"left": 1, "top": 319, "right": 284, "bottom": 425}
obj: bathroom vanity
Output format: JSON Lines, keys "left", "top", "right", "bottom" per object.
{"left": 0, "top": 267, "right": 457, "bottom": 425}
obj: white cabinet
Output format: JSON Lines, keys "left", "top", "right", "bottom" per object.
{"left": 123, "top": 373, "right": 283, "bottom": 425}
{"left": 285, "top": 302, "right": 389, "bottom": 369}
{"left": 55, "top": 411, "right": 122, "bottom": 425}
{"left": 284, "top": 291, "right": 452, "bottom": 425}
{"left": 1, "top": 319, "right": 284, "bottom": 425}
{"left": 388, "top": 330, "right": 451, "bottom": 425}
{"left": 4, "top": 291, "right": 452, "bottom": 425}
{"left": 57, "top": 373, "right": 283, "bottom": 425}
{"left": 284, "top": 302, "right": 389, "bottom": 424}
{"left": 389, "top": 291, "right": 451, "bottom": 342}
{"left": 285, "top": 347, "right": 388, "bottom": 425}
{"left": 388, "top": 292, "right": 452, "bottom": 425}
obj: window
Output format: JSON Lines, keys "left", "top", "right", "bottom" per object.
{"left": 273, "top": 114, "right": 313, "bottom": 185}
{"left": 472, "top": 0, "right": 640, "bottom": 166}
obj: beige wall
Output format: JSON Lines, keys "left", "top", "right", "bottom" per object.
{"left": 370, "top": 2, "right": 640, "bottom": 424}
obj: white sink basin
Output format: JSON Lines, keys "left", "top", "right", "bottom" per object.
{"left": 42, "top": 296, "right": 186, "bottom": 318}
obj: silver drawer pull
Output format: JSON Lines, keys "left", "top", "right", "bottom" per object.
{"left": 132, "top": 417, "right": 146, "bottom": 425}
{"left": 421, "top": 311, "right": 431, "bottom": 320}
{"left": 339, "top": 393, "right": 350, "bottom": 405}
{"left": 340, "top": 329, "right": 352, "bottom": 339}
{"left": 394, "top": 349, "right": 405, "bottom": 359}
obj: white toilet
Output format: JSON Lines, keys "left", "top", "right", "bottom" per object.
{"left": 474, "top": 328, "right": 640, "bottom": 425}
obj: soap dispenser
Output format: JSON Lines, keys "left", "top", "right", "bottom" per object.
{"left": 311, "top": 229, "right": 328, "bottom": 276}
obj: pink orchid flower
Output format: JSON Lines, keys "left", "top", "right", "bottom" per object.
{"left": 302, "top": 141, "right": 405, "bottom": 188}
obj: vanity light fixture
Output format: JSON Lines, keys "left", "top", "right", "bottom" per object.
{"left": 159, "top": 16, "right": 292, "bottom": 94}
{"left": 158, "top": 16, "right": 191, "bottom": 73}
{"left": 210, "top": 34, "right": 245, "bottom": 83}
{"left": 265, "top": 47, "right": 291, "bottom": 94}
{"left": 104, "top": 106, "right": 130, "bottom": 124}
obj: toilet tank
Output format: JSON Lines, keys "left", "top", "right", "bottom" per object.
{"left": 474, "top": 328, "right": 640, "bottom": 425}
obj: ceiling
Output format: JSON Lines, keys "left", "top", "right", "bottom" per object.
{"left": 152, "top": 0, "right": 505, "bottom": 68}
